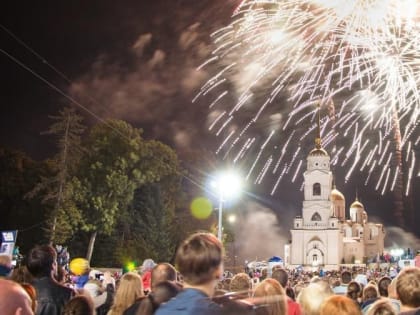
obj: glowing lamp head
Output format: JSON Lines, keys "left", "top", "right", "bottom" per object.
{"left": 211, "top": 171, "right": 242, "bottom": 200}
{"left": 228, "top": 214, "right": 237, "bottom": 223}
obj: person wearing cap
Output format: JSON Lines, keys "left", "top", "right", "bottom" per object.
{"left": 141, "top": 259, "right": 156, "bottom": 294}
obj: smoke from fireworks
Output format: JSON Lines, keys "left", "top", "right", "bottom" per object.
{"left": 196, "top": 0, "right": 419, "bottom": 202}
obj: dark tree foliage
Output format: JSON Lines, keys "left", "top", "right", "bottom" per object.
{"left": 0, "top": 148, "right": 50, "bottom": 252}
{"left": 26, "top": 106, "right": 85, "bottom": 244}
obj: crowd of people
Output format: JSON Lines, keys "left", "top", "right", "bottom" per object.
{"left": 0, "top": 232, "right": 419, "bottom": 315}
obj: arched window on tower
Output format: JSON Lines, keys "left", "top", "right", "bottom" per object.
{"left": 311, "top": 212, "right": 322, "bottom": 221}
{"left": 313, "top": 183, "right": 321, "bottom": 196}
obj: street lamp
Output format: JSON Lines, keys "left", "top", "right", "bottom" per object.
{"left": 227, "top": 214, "right": 237, "bottom": 224}
{"left": 211, "top": 171, "right": 242, "bottom": 241}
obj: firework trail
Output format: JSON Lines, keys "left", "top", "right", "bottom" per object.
{"left": 196, "top": 0, "right": 419, "bottom": 213}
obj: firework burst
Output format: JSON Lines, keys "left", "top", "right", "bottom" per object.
{"left": 196, "top": 0, "right": 419, "bottom": 200}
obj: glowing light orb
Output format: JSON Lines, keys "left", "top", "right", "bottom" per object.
{"left": 190, "top": 197, "right": 213, "bottom": 219}
{"left": 125, "top": 261, "right": 137, "bottom": 272}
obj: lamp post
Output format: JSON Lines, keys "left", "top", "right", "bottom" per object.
{"left": 217, "top": 195, "right": 223, "bottom": 241}
{"left": 211, "top": 172, "right": 241, "bottom": 241}
{"left": 227, "top": 214, "right": 237, "bottom": 271}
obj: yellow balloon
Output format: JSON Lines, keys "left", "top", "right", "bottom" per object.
{"left": 69, "top": 258, "right": 89, "bottom": 276}
{"left": 190, "top": 197, "right": 213, "bottom": 220}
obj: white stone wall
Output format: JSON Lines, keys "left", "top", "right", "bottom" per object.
{"left": 289, "top": 145, "right": 384, "bottom": 268}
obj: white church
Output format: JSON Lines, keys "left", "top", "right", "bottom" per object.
{"left": 284, "top": 131, "right": 385, "bottom": 270}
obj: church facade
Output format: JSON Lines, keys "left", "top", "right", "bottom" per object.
{"left": 284, "top": 137, "right": 385, "bottom": 270}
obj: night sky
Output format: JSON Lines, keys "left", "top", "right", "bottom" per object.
{"left": 1, "top": 1, "right": 419, "bottom": 257}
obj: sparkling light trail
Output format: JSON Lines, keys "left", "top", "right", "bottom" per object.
{"left": 198, "top": 0, "right": 419, "bottom": 201}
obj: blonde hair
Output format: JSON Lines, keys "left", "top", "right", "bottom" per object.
{"left": 297, "top": 281, "right": 333, "bottom": 315}
{"left": 254, "top": 278, "right": 287, "bottom": 315}
{"left": 108, "top": 272, "right": 144, "bottom": 315}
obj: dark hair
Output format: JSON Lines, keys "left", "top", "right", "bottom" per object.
{"left": 63, "top": 296, "right": 94, "bottom": 315}
{"left": 378, "top": 277, "right": 391, "bottom": 297}
{"left": 26, "top": 245, "right": 57, "bottom": 278}
{"left": 272, "top": 268, "right": 288, "bottom": 287}
{"left": 136, "top": 281, "right": 180, "bottom": 315}
{"left": 175, "top": 232, "right": 223, "bottom": 285}
{"left": 151, "top": 263, "right": 177, "bottom": 289}
{"left": 286, "top": 287, "right": 296, "bottom": 301}
{"left": 341, "top": 271, "right": 352, "bottom": 284}
{"left": 347, "top": 281, "right": 362, "bottom": 301}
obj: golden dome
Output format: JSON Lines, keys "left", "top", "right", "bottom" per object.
{"left": 309, "top": 147, "right": 329, "bottom": 157}
{"left": 331, "top": 188, "right": 345, "bottom": 201}
{"left": 350, "top": 199, "right": 364, "bottom": 209}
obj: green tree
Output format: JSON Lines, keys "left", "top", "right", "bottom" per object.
{"left": 26, "top": 107, "right": 85, "bottom": 244}
{"left": 75, "top": 119, "right": 143, "bottom": 262}
{"left": 114, "top": 140, "right": 183, "bottom": 264}
{"left": 127, "top": 185, "right": 176, "bottom": 262}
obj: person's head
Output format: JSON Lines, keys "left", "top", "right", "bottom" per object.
{"left": 151, "top": 263, "right": 177, "bottom": 290}
{"left": 320, "top": 295, "right": 362, "bottom": 315}
{"left": 365, "top": 299, "right": 397, "bottom": 315}
{"left": 341, "top": 271, "right": 352, "bottom": 284}
{"left": 377, "top": 277, "right": 391, "bottom": 297}
{"left": 109, "top": 272, "right": 144, "bottom": 314}
{"left": 0, "top": 279, "right": 34, "bottom": 315}
{"left": 175, "top": 232, "right": 223, "bottom": 286}
{"left": 253, "top": 278, "right": 287, "bottom": 315}
{"left": 26, "top": 245, "right": 57, "bottom": 278}
{"left": 363, "top": 285, "right": 379, "bottom": 302}
{"left": 0, "top": 254, "right": 13, "bottom": 277}
{"left": 136, "top": 281, "right": 181, "bottom": 315}
{"left": 230, "top": 273, "right": 251, "bottom": 296}
{"left": 271, "top": 268, "right": 288, "bottom": 288}
{"left": 142, "top": 259, "right": 156, "bottom": 272}
{"left": 297, "top": 281, "right": 334, "bottom": 315}
{"left": 347, "top": 281, "right": 362, "bottom": 301}
{"left": 396, "top": 267, "right": 420, "bottom": 309}
{"left": 62, "top": 295, "right": 95, "bottom": 315}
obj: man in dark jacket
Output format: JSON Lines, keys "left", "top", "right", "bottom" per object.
{"left": 26, "top": 244, "right": 74, "bottom": 315}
